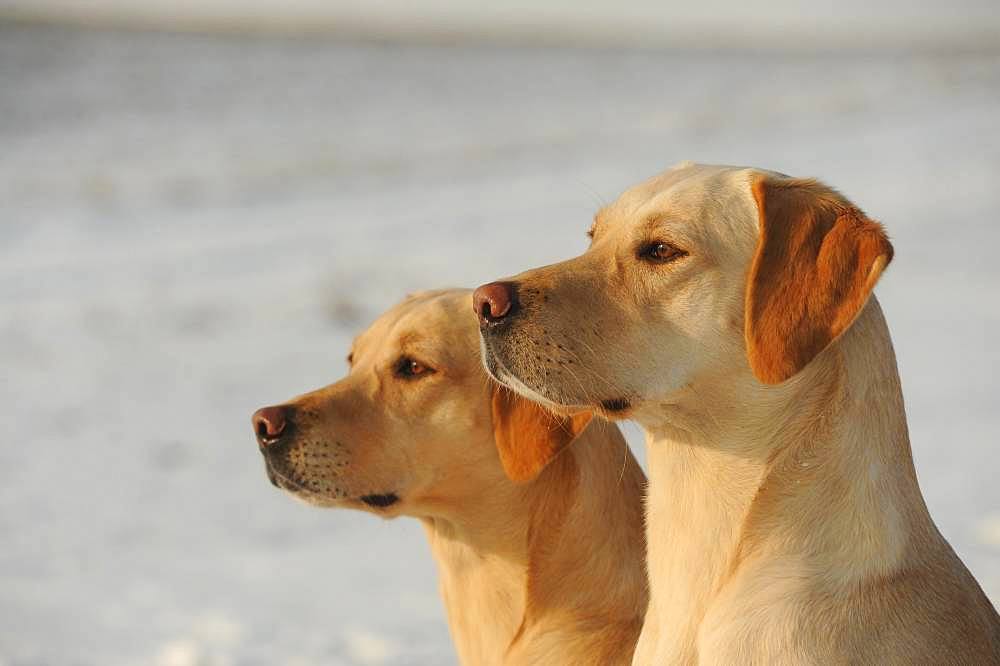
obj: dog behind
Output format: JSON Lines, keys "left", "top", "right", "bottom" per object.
{"left": 252, "top": 288, "right": 648, "bottom": 665}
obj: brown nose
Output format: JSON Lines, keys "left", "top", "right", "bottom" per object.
{"left": 252, "top": 405, "right": 290, "bottom": 447}
{"left": 473, "top": 282, "right": 518, "bottom": 326}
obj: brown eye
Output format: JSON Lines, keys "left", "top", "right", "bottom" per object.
{"left": 639, "top": 241, "right": 687, "bottom": 264}
{"left": 396, "top": 357, "right": 432, "bottom": 379}
{"left": 346, "top": 352, "right": 354, "bottom": 366}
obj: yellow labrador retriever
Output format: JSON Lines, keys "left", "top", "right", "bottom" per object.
{"left": 251, "top": 289, "right": 647, "bottom": 665}
{"left": 474, "top": 164, "right": 1000, "bottom": 664}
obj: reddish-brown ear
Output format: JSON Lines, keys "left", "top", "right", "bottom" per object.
{"left": 491, "top": 387, "right": 593, "bottom": 483}
{"left": 746, "top": 174, "right": 893, "bottom": 384}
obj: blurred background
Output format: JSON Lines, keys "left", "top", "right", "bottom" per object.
{"left": 1, "top": 1, "right": 999, "bottom": 664}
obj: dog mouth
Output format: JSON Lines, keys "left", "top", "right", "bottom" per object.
{"left": 360, "top": 493, "right": 400, "bottom": 508}
{"left": 479, "top": 339, "right": 506, "bottom": 385}
{"left": 265, "top": 461, "right": 310, "bottom": 493}
{"left": 481, "top": 340, "right": 560, "bottom": 407}
{"left": 266, "top": 461, "right": 401, "bottom": 510}
{"left": 482, "top": 337, "right": 634, "bottom": 417}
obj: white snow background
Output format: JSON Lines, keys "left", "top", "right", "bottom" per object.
{"left": 1, "top": 18, "right": 999, "bottom": 666}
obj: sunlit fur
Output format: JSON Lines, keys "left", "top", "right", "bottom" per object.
{"left": 260, "top": 289, "right": 648, "bottom": 665}
{"left": 480, "top": 164, "right": 1000, "bottom": 664}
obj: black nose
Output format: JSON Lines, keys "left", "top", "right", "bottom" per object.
{"left": 252, "top": 405, "right": 293, "bottom": 449}
{"left": 473, "top": 281, "right": 518, "bottom": 327}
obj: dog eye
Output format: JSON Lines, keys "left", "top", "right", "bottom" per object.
{"left": 395, "top": 357, "right": 433, "bottom": 379}
{"left": 638, "top": 241, "right": 688, "bottom": 264}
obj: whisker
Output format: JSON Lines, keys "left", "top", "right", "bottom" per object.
{"left": 617, "top": 433, "right": 630, "bottom": 487}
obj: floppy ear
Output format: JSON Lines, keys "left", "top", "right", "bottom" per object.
{"left": 745, "top": 174, "right": 893, "bottom": 385}
{"left": 491, "top": 387, "right": 593, "bottom": 483}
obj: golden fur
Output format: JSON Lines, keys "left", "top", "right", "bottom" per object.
{"left": 492, "top": 387, "right": 593, "bottom": 482}
{"left": 477, "top": 164, "right": 1000, "bottom": 664}
{"left": 254, "top": 289, "right": 648, "bottom": 665}
{"left": 746, "top": 175, "right": 893, "bottom": 384}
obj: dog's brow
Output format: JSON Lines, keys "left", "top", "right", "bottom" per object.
{"left": 396, "top": 331, "right": 422, "bottom": 349}
{"left": 644, "top": 214, "right": 666, "bottom": 229}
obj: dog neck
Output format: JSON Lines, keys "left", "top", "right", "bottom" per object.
{"left": 637, "top": 297, "right": 933, "bottom": 659}
{"left": 421, "top": 421, "right": 647, "bottom": 665}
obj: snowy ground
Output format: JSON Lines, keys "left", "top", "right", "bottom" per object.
{"left": 1, "top": 24, "right": 999, "bottom": 665}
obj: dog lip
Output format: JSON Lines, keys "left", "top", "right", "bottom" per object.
{"left": 480, "top": 338, "right": 505, "bottom": 382}
{"left": 265, "top": 462, "right": 308, "bottom": 493}
{"left": 483, "top": 339, "right": 591, "bottom": 413}
{"left": 265, "top": 464, "right": 280, "bottom": 488}
{"left": 484, "top": 352, "right": 522, "bottom": 396}
{"left": 600, "top": 398, "right": 631, "bottom": 412}
{"left": 360, "top": 493, "right": 400, "bottom": 508}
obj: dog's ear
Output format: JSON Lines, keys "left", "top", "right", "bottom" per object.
{"left": 491, "top": 387, "right": 592, "bottom": 483}
{"left": 745, "top": 174, "right": 893, "bottom": 385}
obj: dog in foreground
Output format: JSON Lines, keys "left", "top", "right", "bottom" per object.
{"left": 252, "top": 289, "right": 647, "bottom": 665}
{"left": 475, "top": 163, "right": 1000, "bottom": 664}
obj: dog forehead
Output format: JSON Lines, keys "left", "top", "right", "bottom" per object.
{"left": 601, "top": 164, "right": 757, "bottom": 230}
{"left": 643, "top": 163, "right": 753, "bottom": 205}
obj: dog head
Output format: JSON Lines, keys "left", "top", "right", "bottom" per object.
{"left": 252, "top": 289, "right": 592, "bottom": 516}
{"left": 475, "top": 163, "right": 892, "bottom": 421}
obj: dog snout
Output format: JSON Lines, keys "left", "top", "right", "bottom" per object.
{"left": 473, "top": 281, "right": 519, "bottom": 327}
{"left": 252, "top": 404, "right": 294, "bottom": 449}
